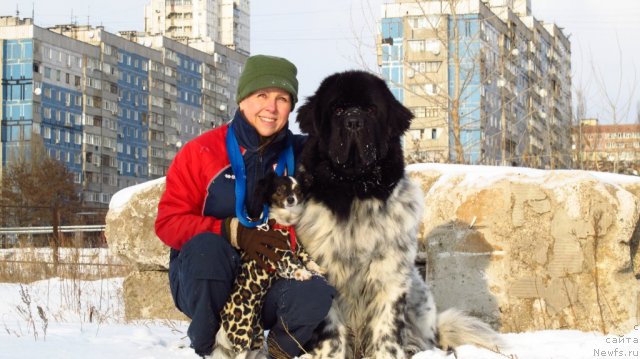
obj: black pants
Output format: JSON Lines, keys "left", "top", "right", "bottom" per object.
{"left": 169, "top": 232, "right": 335, "bottom": 357}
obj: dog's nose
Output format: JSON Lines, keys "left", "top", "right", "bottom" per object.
{"left": 286, "top": 196, "right": 296, "bottom": 205}
{"left": 345, "top": 116, "right": 364, "bottom": 132}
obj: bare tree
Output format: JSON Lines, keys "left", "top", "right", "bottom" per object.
{"left": 589, "top": 37, "right": 638, "bottom": 173}
{"left": 0, "top": 136, "right": 81, "bottom": 266}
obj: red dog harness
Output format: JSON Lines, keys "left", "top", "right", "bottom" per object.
{"left": 272, "top": 223, "right": 297, "bottom": 252}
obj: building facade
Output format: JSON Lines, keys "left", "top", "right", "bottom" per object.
{"left": 572, "top": 119, "right": 640, "bottom": 174}
{"left": 144, "top": 0, "right": 250, "bottom": 55}
{"left": 378, "top": 0, "right": 572, "bottom": 168}
{"left": 0, "top": 16, "right": 246, "bottom": 207}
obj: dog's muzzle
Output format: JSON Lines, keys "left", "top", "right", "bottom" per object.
{"left": 343, "top": 108, "right": 366, "bottom": 132}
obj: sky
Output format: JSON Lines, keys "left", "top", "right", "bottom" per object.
{"left": 1, "top": 0, "right": 639, "bottom": 123}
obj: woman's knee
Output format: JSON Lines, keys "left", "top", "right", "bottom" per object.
{"left": 276, "top": 277, "right": 336, "bottom": 326}
{"left": 178, "top": 232, "right": 240, "bottom": 280}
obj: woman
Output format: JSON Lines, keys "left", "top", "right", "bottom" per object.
{"left": 155, "top": 55, "right": 335, "bottom": 358}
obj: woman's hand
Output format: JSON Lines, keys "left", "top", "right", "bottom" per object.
{"left": 224, "top": 218, "right": 289, "bottom": 270}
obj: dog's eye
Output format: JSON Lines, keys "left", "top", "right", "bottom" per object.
{"left": 366, "top": 106, "right": 376, "bottom": 115}
{"left": 334, "top": 107, "right": 344, "bottom": 116}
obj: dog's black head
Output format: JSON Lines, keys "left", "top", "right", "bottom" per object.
{"left": 297, "top": 71, "right": 412, "bottom": 173}
{"left": 296, "top": 71, "right": 413, "bottom": 218}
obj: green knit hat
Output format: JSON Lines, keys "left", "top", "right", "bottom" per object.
{"left": 236, "top": 55, "right": 298, "bottom": 108}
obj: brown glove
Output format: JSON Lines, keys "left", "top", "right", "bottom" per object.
{"left": 223, "top": 218, "right": 289, "bottom": 270}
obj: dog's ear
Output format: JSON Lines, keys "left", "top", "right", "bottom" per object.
{"left": 295, "top": 167, "right": 313, "bottom": 198}
{"left": 388, "top": 100, "right": 413, "bottom": 137}
{"left": 296, "top": 95, "right": 318, "bottom": 136}
{"left": 256, "top": 172, "right": 277, "bottom": 202}
{"left": 251, "top": 172, "right": 277, "bottom": 213}
{"left": 381, "top": 82, "right": 413, "bottom": 137}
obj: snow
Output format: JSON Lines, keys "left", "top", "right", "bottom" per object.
{"left": 1, "top": 276, "right": 638, "bottom": 358}
{"left": 407, "top": 162, "right": 640, "bottom": 188}
{"left": 109, "top": 176, "right": 165, "bottom": 210}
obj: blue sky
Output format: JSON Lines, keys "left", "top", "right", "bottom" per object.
{"left": 1, "top": 0, "right": 639, "bottom": 123}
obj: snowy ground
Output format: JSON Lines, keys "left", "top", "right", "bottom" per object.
{"left": 1, "top": 277, "right": 638, "bottom": 359}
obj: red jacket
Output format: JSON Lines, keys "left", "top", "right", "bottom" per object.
{"left": 155, "top": 124, "right": 229, "bottom": 250}
{"left": 155, "top": 112, "right": 304, "bottom": 250}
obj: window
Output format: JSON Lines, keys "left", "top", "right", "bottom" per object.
{"left": 425, "top": 40, "right": 440, "bottom": 55}
{"left": 426, "top": 108, "right": 439, "bottom": 118}
{"left": 410, "top": 61, "right": 442, "bottom": 73}
{"left": 408, "top": 16, "right": 427, "bottom": 29}
{"left": 411, "top": 107, "right": 426, "bottom": 118}
{"left": 408, "top": 40, "right": 425, "bottom": 53}
{"left": 465, "top": 20, "right": 472, "bottom": 37}
{"left": 425, "top": 83, "right": 439, "bottom": 96}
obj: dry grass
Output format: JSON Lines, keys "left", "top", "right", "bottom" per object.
{"left": 0, "top": 233, "right": 131, "bottom": 283}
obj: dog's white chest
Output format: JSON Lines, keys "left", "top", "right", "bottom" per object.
{"left": 296, "top": 177, "right": 424, "bottom": 285}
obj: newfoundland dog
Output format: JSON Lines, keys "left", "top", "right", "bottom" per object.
{"left": 294, "top": 71, "right": 500, "bottom": 358}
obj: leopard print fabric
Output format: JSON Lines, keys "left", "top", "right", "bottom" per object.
{"left": 219, "top": 231, "right": 322, "bottom": 353}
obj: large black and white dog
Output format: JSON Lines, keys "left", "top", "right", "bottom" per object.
{"left": 294, "top": 71, "right": 500, "bottom": 358}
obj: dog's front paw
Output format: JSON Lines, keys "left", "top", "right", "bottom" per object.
{"left": 209, "top": 327, "right": 235, "bottom": 359}
{"left": 294, "top": 268, "right": 313, "bottom": 281}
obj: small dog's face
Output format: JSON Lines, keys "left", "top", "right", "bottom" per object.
{"left": 254, "top": 174, "right": 304, "bottom": 226}
{"left": 252, "top": 173, "right": 304, "bottom": 224}
{"left": 268, "top": 176, "right": 303, "bottom": 209}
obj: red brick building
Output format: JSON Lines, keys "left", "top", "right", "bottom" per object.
{"left": 572, "top": 119, "right": 640, "bottom": 174}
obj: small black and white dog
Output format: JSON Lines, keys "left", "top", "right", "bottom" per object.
{"left": 212, "top": 173, "right": 323, "bottom": 359}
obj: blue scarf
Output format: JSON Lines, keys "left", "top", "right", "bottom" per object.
{"left": 226, "top": 124, "right": 295, "bottom": 227}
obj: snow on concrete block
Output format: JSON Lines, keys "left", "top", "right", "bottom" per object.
{"left": 105, "top": 177, "right": 169, "bottom": 270}
{"left": 409, "top": 163, "right": 640, "bottom": 334}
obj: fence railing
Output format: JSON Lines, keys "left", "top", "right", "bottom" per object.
{"left": 0, "top": 225, "right": 105, "bottom": 235}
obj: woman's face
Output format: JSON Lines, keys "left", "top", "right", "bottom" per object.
{"left": 239, "top": 87, "right": 292, "bottom": 137}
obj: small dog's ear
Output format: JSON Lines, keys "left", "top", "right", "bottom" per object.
{"left": 247, "top": 171, "right": 275, "bottom": 218}
{"left": 254, "top": 172, "right": 276, "bottom": 205}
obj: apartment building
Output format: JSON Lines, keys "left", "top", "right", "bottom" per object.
{"left": 0, "top": 16, "right": 246, "bottom": 207}
{"left": 378, "top": 0, "right": 572, "bottom": 168}
{"left": 572, "top": 119, "right": 640, "bottom": 174}
{"left": 144, "top": 0, "right": 249, "bottom": 55}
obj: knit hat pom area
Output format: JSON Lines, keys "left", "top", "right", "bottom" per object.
{"left": 236, "top": 55, "right": 299, "bottom": 107}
